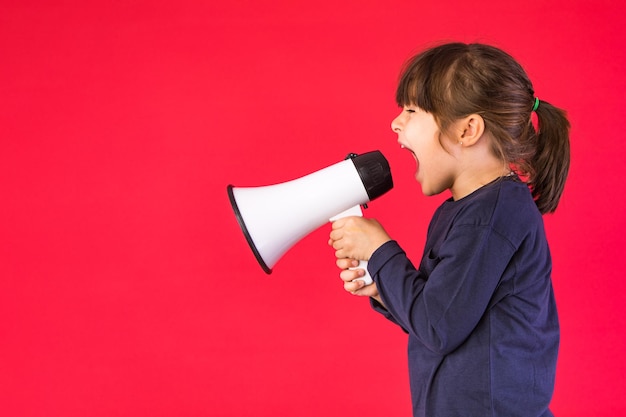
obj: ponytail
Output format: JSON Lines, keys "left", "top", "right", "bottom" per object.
{"left": 528, "top": 100, "right": 571, "bottom": 214}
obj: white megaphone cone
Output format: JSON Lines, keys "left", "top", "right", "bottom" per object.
{"left": 227, "top": 150, "right": 393, "bottom": 284}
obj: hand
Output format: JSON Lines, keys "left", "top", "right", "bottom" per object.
{"left": 328, "top": 216, "right": 391, "bottom": 261}
{"left": 336, "top": 258, "right": 380, "bottom": 298}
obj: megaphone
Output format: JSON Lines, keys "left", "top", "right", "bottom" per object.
{"left": 227, "top": 150, "right": 393, "bottom": 284}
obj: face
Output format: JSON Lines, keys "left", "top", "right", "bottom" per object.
{"left": 391, "top": 105, "right": 459, "bottom": 196}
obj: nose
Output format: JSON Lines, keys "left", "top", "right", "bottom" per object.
{"left": 391, "top": 113, "right": 402, "bottom": 133}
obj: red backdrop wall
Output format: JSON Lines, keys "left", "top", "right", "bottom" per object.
{"left": 2, "top": 1, "right": 625, "bottom": 416}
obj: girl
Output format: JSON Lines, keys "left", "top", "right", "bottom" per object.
{"left": 329, "top": 43, "right": 570, "bottom": 417}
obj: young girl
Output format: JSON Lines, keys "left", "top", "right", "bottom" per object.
{"left": 329, "top": 43, "right": 570, "bottom": 417}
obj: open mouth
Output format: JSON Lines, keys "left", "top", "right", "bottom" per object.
{"left": 400, "top": 144, "right": 417, "bottom": 158}
{"left": 400, "top": 144, "right": 419, "bottom": 177}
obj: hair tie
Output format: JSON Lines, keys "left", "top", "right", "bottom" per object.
{"left": 532, "top": 97, "right": 540, "bottom": 112}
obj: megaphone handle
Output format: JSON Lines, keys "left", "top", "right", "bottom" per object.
{"left": 329, "top": 205, "right": 374, "bottom": 286}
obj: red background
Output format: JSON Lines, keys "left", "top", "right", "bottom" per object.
{"left": 2, "top": 1, "right": 625, "bottom": 416}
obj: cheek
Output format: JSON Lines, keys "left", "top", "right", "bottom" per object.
{"left": 404, "top": 115, "right": 442, "bottom": 153}
{"left": 405, "top": 124, "right": 429, "bottom": 149}
{"left": 411, "top": 128, "right": 440, "bottom": 154}
{"left": 438, "top": 132, "right": 459, "bottom": 154}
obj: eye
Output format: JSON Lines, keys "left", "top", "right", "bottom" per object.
{"left": 405, "top": 108, "right": 416, "bottom": 113}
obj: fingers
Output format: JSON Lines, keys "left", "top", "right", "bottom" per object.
{"left": 339, "top": 266, "right": 364, "bottom": 282}
{"left": 330, "top": 217, "right": 348, "bottom": 229}
{"left": 339, "top": 267, "right": 367, "bottom": 295}
{"left": 329, "top": 216, "right": 359, "bottom": 239}
{"left": 344, "top": 278, "right": 367, "bottom": 294}
{"left": 328, "top": 223, "right": 345, "bottom": 249}
{"left": 336, "top": 258, "right": 358, "bottom": 270}
{"left": 345, "top": 278, "right": 379, "bottom": 298}
{"left": 329, "top": 216, "right": 389, "bottom": 261}
{"left": 330, "top": 218, "right": 382, "bottom": 298}
{"left": 338, "top": 263, "right": 371, "bottom": 296}
{"left": 329, "top": 238, "right": 350, "bottom": 260}
{"left": 328, "top": 227, "right": 345, "bottom": 244}
{"left": 333, "top": 257, "right": 379, "bottom": 297}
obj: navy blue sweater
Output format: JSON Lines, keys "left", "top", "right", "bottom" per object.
{"left": 369, "top": 176, "right": 559, "bottom": 417}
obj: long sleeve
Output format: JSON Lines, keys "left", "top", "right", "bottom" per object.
{"left": 369, "top": 226, "right": 516, "bottom": 355}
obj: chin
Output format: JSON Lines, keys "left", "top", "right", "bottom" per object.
{"left": 420, "top": 182, "right": 446, "bottom": 197}
{"left": 418, "top": 182, "right": 432, "bottom": 196}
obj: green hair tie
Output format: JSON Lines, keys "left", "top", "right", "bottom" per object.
{"left": 532, "top": 97, "right": 540, "bottom": 112}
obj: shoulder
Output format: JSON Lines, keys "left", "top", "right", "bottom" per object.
{"left": 444, "top": 178, "right": 544, "bottom": 246}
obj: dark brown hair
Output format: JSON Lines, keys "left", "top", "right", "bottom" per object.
{"left": 396, "top": 43, "right": 570, "bottom": 214}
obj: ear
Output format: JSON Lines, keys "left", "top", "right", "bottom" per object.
{"left": 457, "top": 114, "right": 485, "bottom": 147}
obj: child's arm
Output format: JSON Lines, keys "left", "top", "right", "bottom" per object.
{"left": 370, "top": 230, "right": 516, "bottom": 355}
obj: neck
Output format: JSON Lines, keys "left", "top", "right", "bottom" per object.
{"left": 449, "top": 135, "right": 510, "bottom": 200}
{"left": 450, "top": 167, "right": 512, "bottom": 200}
